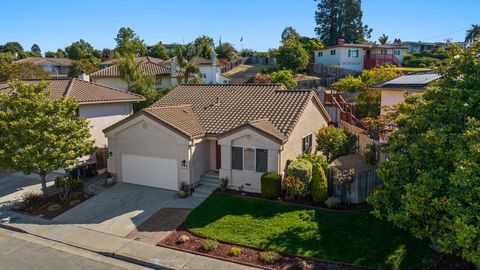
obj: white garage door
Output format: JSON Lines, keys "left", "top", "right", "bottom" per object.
{"left": 121, "top": 154, "right": 178, "bottom": 190}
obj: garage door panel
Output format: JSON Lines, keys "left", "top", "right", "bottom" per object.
{"left": 121, "top": 154, "right": 178, "bottom": 190}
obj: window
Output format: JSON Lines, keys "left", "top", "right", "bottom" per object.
{"left": 231, "top": 147, "right": 243, "bottom": 170}
{"left": 330, "top": 49, "right": 336, "bottom": 55}
{"left": 393, "top": 50, "right": 400, "bottom": 56}
{"left": 302, "top": 134, "right": 312, "bottom": 154}
{"left": 381, "top": 49, "right": 388, "bottom": 55}
{"left": 256, "top": 149, "right": 268, "bottom": 173}
{"left": 348, "top": 49, "right": 359, "bottom": 58}
{"left": 317, "top": 51, "right": 323, "bottom": 57}
{"left": 231, "top": 146, "right": 268, "bottom": 172}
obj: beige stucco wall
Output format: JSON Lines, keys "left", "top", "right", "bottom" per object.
{"left": 190, "top": 139, "right": 212, "bottom": 185}
{"left": 92, "top": 76, "right": 176, "bottom": 91}
{"left": 105, "top": 115, "right": 191, "bottom": 189}
{"left": 280, "top": 99, "right": 329, "bottom": 172}
{"left": 218, "top": 128, "right": 281, "bottom": 193}
{"left": 79, "top": 103, "right": 133, "bottom": 147}
{"left": 380, "top": 89, "right": 423, "bottom": 115}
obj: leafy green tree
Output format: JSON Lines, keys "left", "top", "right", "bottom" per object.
{"left": 148, "top": 43, "right": 168, "bottom": 59}
{"left": 281, "top": 26, "right": 300, "bottom": 42}
{"left": 299, "top": 37, "right": 324, "bottom": 53}
{"left": 0, "top": 81, "right": 93, "bottom": 197}
{"left": 378, "top": 34, "right": 389, "bottom": 45}
{"left": 101, "top": 48, "right": 113, "bottom": 61}
{"left": 129, "top": 76, "right": 162, "bottom": 111}
{"left": 117, "top": 54, "right": 143, "bottom": 89}
{"left": 240, "top": 48, "right": 255, "bottom": 57}
{"left": 44, "top": 51, "right": 56, "bottom": 58}
{"left": 194, "top": 35, "right": 214, "bottom": 59}
{"left": 465, "top": 24, "right": 480, "bottom": 43}
{"left": 55, "top": 48, "right": 67, "bottom": 58}
{"left": 314, "top": 0, "right": 372, "bottom": 46}
{"left": 269, "top": 70, "right": 297, "bottom": 89}
{"left": 114, "top": 27, "right": 147, "bottom": 57}
{"left": 316, "top": 126, "right": 356, "bottom": 163}
{"left": 0, "top": 52, "right": 14, "bottom": 64}
{"left": 65, "top": 39, "right": 95, "bottom": 60}
{"left": 368, "top": 42, "right": 480, "bottom": 265}
{"left": 92, "top": 49, "right": 102, "bottom": 59}
{"left": 0, "top": 62, "right": 50, "bottom": 81}
{"left": 69, "top": 59, "right": 100, "bottom": 77}
{"left": 1, "top": 42, "right": 24, "bottom": 53}
{"left": 31, "top": 44, "right": 41, "bottom": 56}
{"left": 215, "top": 42, "right": 238, "bottom": 60}
{"left": 277, "top": 39, "right": 309, "bottom": 72}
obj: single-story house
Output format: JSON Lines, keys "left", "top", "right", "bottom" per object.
{"left": 98, "top": 56, "right": 166, "bottom": 69}
{"left": 90, "top": 57, "right": 177, "bottom": 91}
{"left": 103, "top": 84, "right": 331, "bottom": 193}
{"left": 0, "top": 78, "right": 145, "bottom": 148}
{"left": 13, "top": 57, "right": 73, "bottom": 77}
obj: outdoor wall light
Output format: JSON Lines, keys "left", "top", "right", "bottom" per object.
{"left": 108, "top": 151, "right": 113, "bottom": 157}
{"left": 181, "top": 160, "right": 187, "bottom": 167}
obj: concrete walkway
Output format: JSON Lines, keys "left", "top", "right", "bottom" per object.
{"left": 0, "top": 211, "right": 258, "bottom": 270}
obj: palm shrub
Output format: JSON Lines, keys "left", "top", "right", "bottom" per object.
{"left": 311, "top": 164, "right": 328, "bottom": 203}
{"left": 287, "top": 159, "right": 312, "bottom": 194}
{"left": 261, "top": 172, "right": 281, "bottom": 199}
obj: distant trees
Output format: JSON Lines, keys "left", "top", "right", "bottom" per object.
{"left": 114, "top": 27, "right": 147, "bottom": 57}
{"left": 148, "top": 43, "right": 168, "bottom": 59}
{"left": 1, "top": 42, "right": 24, "bottom": 54}
{"left": 69, "top": 59, "right": 100, "bottom": 77}
{"left": 378, "top": 34, "right": 389, "bottom": 45}
{"left": 277, "top": 39, "right": 309, "bottom": 72}
{"left": 0, "top": 62, "right": 50, "bottom": 81}
{"left": 194, "top": 35, "right": 214, "bottom": 59}
{"left": 44, "top": 51, "right": 56, "bottom": 58}
{"left": 465, "top": 24, "right": 480, "bottom": 43}
{"left": 215, "top": 42, "right": 238, "bottom": 60}
{"left": 281, "top": 26, "right": 300, "bottom": 42}
{"left": 55, "top": 49, "right": 67, "bottom": 58}
{"left": 65, "top": 39, "right": 95, "bottom": 60}
{"left": 31, "top": 44, "right": 41, "bottom": 56}
{"left": 314, "top": 0, "right": 372, "bottom": 45}
{"left": 269, "top": 70, "right": 297, "bottom": 89}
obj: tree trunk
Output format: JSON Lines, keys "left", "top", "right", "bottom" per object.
{"left": 40, "top": 171, "right": 49, "bottom": 198}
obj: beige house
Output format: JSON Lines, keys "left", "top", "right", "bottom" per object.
{"left": 13, "top": 57, "right": 73, "bottom": 77}
{"left": 104, "top": 84, "right": 331, "bottom": 193}
{"left": 90, "top": 57, "right": 177, "bottom": 91}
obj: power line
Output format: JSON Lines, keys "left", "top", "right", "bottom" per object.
{"left": 421, "top": 27, "right": 468, "bottom": 42}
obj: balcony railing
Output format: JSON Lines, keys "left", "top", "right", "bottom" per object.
{"left": 364, "top": 54, "right": 400, "bottom": 69}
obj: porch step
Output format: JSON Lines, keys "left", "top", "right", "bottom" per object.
{"left": 194, "top": 181, "right": 218, "bottom": 196}
{"left": 201, "top": 176, "right": 219, "bottom": 184}
{"left": 203, "top": 171, "right": 219, "bottom": 178}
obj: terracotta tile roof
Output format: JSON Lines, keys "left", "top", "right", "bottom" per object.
{"left": 192, "top": 56, "right": 212, "bottom": 65}
{"left": 99, "top": 56, "right": 165, "bottom": 66}
{"left": 219, "top": 118, "right": 286, "bottom": 142}
{"left": 90, "top": 61, "right": 172, "bottom": 78}
{"left": 13, "top": 57, "right": 73, "bottom": 66}
{"left": 0, "top": 78, "right": 145, "bottom": 105}
{"left": 149, "top": 84, "right": 330, "bottom": 140}
{"left": 144, "top": 105, "right": 205, "bottom": 139}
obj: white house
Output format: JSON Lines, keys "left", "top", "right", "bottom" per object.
{"left": 313, "top": 39, "right": 406, "bottom": 71}
{"left": 192, "top": 52, "right": 231, "bottom": 84}
{"left": 103, "top": 84, "right": 331, "bottom": 193}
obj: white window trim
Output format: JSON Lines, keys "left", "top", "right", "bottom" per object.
{"left": 231, "top": 145, "right": 267, "bottom": 173}
{"left": 302, "top": 133, "right": 313, "bottom": 153}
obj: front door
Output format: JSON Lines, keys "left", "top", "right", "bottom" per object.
{"left": 215, "top": 141, "right": 221, "bottom": 170}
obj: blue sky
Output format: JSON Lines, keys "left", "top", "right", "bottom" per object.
{"left": 0, "top": 0, "right": 477, "bottom": 53}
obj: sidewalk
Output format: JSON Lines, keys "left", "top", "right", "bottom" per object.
{"left": 0, "top": 211, "right": 257, "bottom": 270}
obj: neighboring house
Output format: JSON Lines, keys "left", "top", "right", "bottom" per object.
{"left": 0, "top": 78, "right": 145, "bottom": 148}
{"left": 13, "top": 57, "right": 73, "bottom": 77}
{"left": 401, "top": 41, "right": 447, "bottom": 53}
{"left": 313, "top": 39, "right": 406, "bottom": 71}
{"left": 372, "top": 72, "right": 441, "bottom": 115}
{"left": 90, "top": 57, "right": 177, "bottom": 91}
{"left": 192, "top": 52, "right": 231, "bottom": 84}
{"left": 103, "top": 84, "right": 331, "bottom": 193}
{"left": 98, "top": 56, "right": 165, "bottom": 69}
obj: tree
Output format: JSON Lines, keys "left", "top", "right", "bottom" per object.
{"left": 315, "top": 126, "right": 356, "bottom": 163}
{"left": 117, "top": 54, "right": 143, "bottom": 89}
{"left": 129, "top": 76, "right": 162, "bottom": 111}
{"left": 277, "top": 39, "right": 309, "bottom": 72}
{"left": 240, "top": 48, "right": 255, "bottom": 57}
{"left": 465, "top": 24, "right": 480, "bottom": 43}
{"left": 69, "top": 59, "right": 100, "bottom": 77}
{"left": 281, "top": 26, "right": 300, "bottom": 42}
{"left": 65, "top": 39, "right": 95, "bottom": 60}
{"left": 0, "top": 81, "right": 93, "bottom": 197}
{"left": 311, "top": 163, "right": 328, "bottom": 203}
{"left": 101, "top": 48, "right": 113, "bottom": 61}
{"left": 215, "top": 42, "right": 238, "bottom": 60}
{"left": 194, "top": 35, "right": 214, "bottom": 59}
{"left": 181, "top": 62, "right": 201, "bottom": 84}
{"left": 1, "top": 42, "right": 24, "bottom": 53}
{"left": 31, "top": 44, "right": 41, "bottom": 56}
{"left": 378, "top": 34, "right": 389, "bottom": 45}
{"left": 44, "top": 51, "right": 56, "bottom": 58}
{"left": 0, "top": 52, "right": 14, "bottom": 64}
{"left": 55, "top": 48, "right": 66, "bottom": 58}
{"left": 148, "top": 43, "right": 168, "bottom": 59}
{"left": 368, "top": 42, "right": 480, "bottom": 265}
{"left": 269, "top": 70, "right": 297, "bottom": 89}
{"left": 0, "top": 62, "right": 50, "bottom": 81}
{"left": 314, "top": 0, "right": 372, "bottom": 46}
{"left": 114, "top": 27, "right": 147, "bottom": 57}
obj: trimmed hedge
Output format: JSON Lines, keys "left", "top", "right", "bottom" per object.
{"left": 311, "top": 164, "right": 328, "bottom": 203}
{"left": 287, "top": 159, "right": 312, "bottom": 193}
{"left": 261, "top": 172, "right": 282, "bottom": 199}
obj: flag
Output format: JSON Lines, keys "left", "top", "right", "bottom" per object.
{"left": 240, "top": 36, "right": 243, "bottom": 42}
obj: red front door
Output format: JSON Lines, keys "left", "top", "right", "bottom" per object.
{"left": 215, "top": 141, "right": 221, "bottom": 170}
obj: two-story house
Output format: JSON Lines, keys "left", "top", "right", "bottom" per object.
{"left": 13, "top": 57, "right": 73, "bottom": 77}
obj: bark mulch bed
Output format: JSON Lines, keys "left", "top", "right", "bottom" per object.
{"left": 14, "top": 191, "right": 92, "bottom": 219}
{"left": 159, "top": 224, "right": 377, "bottom": 270}
{"left": 219, "top": 189, "right": 372, "bottom": 212}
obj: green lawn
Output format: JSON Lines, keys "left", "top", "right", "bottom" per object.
{"left": 186, "top": 194, "right": 437, "bottom": 269}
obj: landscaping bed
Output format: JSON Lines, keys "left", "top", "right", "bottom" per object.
{"left": 184, "top": 194, "right": 439, "bottom": 270}
{"left": 15, "top": 191, "right": 91, "bottom": 219}
{"left": 160, "top": 224, "right": 375, "bottom": 270}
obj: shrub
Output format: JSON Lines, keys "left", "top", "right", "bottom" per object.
{"left": 54, "top": 175, "right": 83, "bottom": 201}
{"left": 47, "top": 204, "right": 61, "bottom": 211}
{"left": 69, "top": 199, "right": 81, "bottom": 206}
{"left": 324, "top": 196, "right": 341, "bottom": 208}
{"left": 297, "top": 154, "right": 329, "bottom": 171}
{"left": 283, "top": 176, "right": 304, "bottom": 200}
{"left": 229, "top": 246, "right": 242, "bottom": 256}
{"left": 259, "top": 250, "right": 280, "bottom": 264}
{"left": 261, "top": 172, "right": 282, "bottom": 199}
{"left": 201, "top": 239, "right": 219, "bottom": 252}
{"left": 22, "top": 191, "right": 44, "bottom": 210}
{"left": 176, "top": 235, "right": 190, "bottom": 244}
{"left": 287, "top": 159, "right": 312, "bottom": 193}
{"left": 311, "top": 164, "right": 328, "bottom": 203}
{"left": 219, "top": 177, "right": 229, "bottom": 192}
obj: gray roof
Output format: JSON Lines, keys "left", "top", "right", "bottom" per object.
{"left": 373, "top": 73, "right": 441, "bottom": 90}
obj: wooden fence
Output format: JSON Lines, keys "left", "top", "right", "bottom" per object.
{"left": 246, "top": 56, "right": 277, "bottom": 66}
{"left": 327, "top": 169, "right": 382, "bottom": 204}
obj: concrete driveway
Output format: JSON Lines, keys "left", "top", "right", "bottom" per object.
{"left": 53, "top": 183, "right": 206, "bottom": 237}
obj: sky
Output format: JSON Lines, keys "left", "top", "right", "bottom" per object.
{"left": 0, "top": 0, "right": 478, "bottom": 53}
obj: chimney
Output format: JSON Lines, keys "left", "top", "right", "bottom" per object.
{"left": 78, "top": 72, "right": 90, "bottom": 81}
{"left": 338, "top": 38, "right": 345, "bottom": 45}
{"left": 170, "top": 59, "right": 177, "bottom": 78}
{"left": 211, "top": 50, "right": 217, "bottom": 66}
